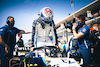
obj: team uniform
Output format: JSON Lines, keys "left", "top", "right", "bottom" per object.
{"left": 78, "top": 25, "right": 91, "bottom": 64}
{"left": 0, "top": 25, "right": 21, "bottom": 67}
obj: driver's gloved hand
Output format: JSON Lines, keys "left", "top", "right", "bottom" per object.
{"left": 55, "top": 44, "right": 60, "bottom": 50}
{"left": 30, "top": 46, "right": 35, "bottom": 52}
{"left": 55, "top": 44, "right": 58, "bottom": 48}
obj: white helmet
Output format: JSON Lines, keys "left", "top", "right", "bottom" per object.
{"left": 40, "top": 7, "right": 53, "bottom": 24}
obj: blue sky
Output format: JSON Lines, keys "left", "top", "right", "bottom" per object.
{"left": 0, "top": 0, "right": 95, "bottom": 44}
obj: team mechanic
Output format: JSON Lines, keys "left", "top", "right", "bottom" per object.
{"left": 0, "top": 16, "right": 31, "bottom": 67}
{"left": 72, "top": 15, "right": 91, "bottom": 65}
{"left": 31, "top": 7, "right": 58, "bottom": 57}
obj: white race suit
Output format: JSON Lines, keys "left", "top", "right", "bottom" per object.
{"left": 32, "top": 18, "right": 58, "bottom": 57}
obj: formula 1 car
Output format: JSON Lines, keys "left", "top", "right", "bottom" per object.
{"left": 9, "top": 46, "right": 81, "bottom": 67}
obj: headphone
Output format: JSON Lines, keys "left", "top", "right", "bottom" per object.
{"left": 6, "top": 16, "right": 14, "bottom": 24}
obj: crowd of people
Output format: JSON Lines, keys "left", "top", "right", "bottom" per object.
{"left": 0, "top": 7, "right": 100, "bottom": 67}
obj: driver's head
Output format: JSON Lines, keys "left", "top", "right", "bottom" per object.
{"left": 40, "top": 7, "right": 53, "bottom": 24}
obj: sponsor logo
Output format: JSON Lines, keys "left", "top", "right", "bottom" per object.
{"left": 44, "top": 9, "right": 51, "bottom": 15}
